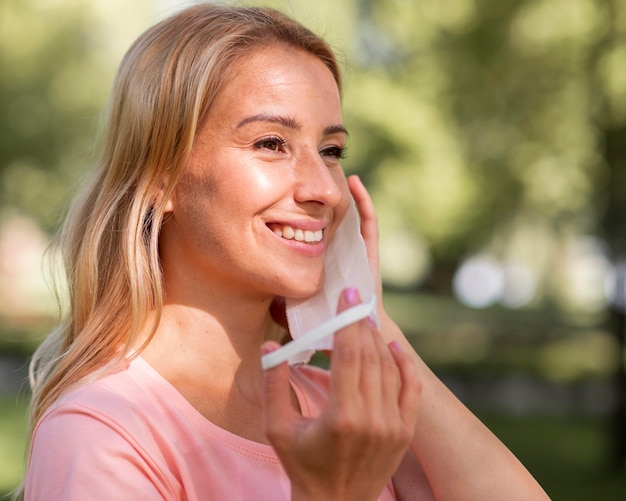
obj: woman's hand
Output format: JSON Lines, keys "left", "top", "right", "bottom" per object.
{"left": 347, "top": 175, "right": 406, "bottom": 347}
{"left": 347, "top": 175, "right": 382, "bottom": 299}
{"left": 261, "top": 287, "right": 421, "bottom": 501}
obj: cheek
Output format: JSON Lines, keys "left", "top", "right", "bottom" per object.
{"left": 174, "top": 166, "right": 270, "bottom": 238}
{"left": 175, "top": 166, "right": 215, "bottom": 203}
{"left": 245, "top": 167, "right": 276, "bottom": 192}
{"left": 334, "top": 170, "right": 351, "bottom": 216}
{"left": 325, "top": 174, "right": 351, "bottom": 243}
{"left": 171, "top": 172, "right": 219, "bottom": 242}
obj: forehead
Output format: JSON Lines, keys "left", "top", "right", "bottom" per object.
{"left": 212, "top": 45, "right": 342, "bottom": 119}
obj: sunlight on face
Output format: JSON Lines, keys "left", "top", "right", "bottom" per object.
{"left": 160, "top": 45, "right": 351, "bottom": 303}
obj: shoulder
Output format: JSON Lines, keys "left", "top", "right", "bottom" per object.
{"left": 31, "top": 359, "right": 155, "bottom": 458}
{"left": 33, "top": 355, "right": 183, "bottom": 452}
{"left": 41, "top": 358, "right": 154, "bottom": 429}
{"left": 26, "top": 359, "right": 181, "bottom": 499}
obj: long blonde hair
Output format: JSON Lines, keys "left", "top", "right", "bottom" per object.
{"left": 19, "top": 3, "right": 340, "bottom": 497}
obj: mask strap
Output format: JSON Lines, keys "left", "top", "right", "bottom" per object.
{"left": 261, "top": 294, "right": 377, "bottom": 370}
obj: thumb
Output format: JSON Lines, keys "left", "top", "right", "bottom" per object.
{"left": 261, "top": 341, "right": 297, "bottom": 443}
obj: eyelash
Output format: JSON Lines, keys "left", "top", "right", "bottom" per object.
{"left": 254, "top": 136, "right": 348, "bottom": 160}
{"left": 254, "top": 136, "right": 287, "bottom": 152}
{"left": 321, "top": 145, "right": 348, "bottom": 160}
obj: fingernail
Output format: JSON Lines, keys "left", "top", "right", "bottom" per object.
{"left": 261, "top": 344, "right": 273, "bottom": 355}
{"left": 389, "top": 340, "right": 403, "bottom": 352}
{"left": 345, "top": 287, "right": 359, "bottom": 305}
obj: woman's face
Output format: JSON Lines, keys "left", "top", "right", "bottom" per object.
{"left": 160, "top": 44, "right": 350, "bottom": 302}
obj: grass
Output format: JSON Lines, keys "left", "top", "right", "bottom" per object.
{"left": 476, "top": 411, "right": 626, "bottom": 500}
{"left": 0, "top": 394, "right": 28, "bottom": 497}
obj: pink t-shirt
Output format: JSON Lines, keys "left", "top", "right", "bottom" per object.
{"left": 25, "top": 357, "right": 397, "bottom": 500}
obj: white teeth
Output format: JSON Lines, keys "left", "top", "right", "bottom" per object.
{"left": 275, "top": 225, "right": 323, "bottom": 243}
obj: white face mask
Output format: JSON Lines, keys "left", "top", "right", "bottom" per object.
{"left": 261, "top": 198, "right": 378, "bottom": 370}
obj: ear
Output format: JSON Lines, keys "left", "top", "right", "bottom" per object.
{"left": 163, "top": 195, "right": 174, "bottom": 213}
{"left": 153, "top": 181, "right": 175, "bottom": 214}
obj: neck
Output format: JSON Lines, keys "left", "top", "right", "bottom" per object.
{"left": 137, "top": 280, "right": 279, "bottom": 393}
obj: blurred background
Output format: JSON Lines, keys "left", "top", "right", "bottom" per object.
{"left": 1, "top": 0, "right": 625, "bottom": 498}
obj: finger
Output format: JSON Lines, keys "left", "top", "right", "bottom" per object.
{"left": 370, "top": 325, "right": 402, "bottom": 407}
{"left": 261, "top": 341, "right": 297, "bottom": 444}
{"left": 347, "top": 175, "right": 382, "bottom": 297}
{"left": 328, "top": 288, "right": 363, "bottom": 404}
{"left": 388, "top": 341, "right": 421, "bottom": 430}
{"left": 355, "top": 316, "right": 384, "bottom": 409}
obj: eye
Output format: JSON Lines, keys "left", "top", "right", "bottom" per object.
{"left": 254, "top": 136, "right": 287, "bottom": 152}
{"left": 320, "top": 145, "right": 347, "bottom": 160}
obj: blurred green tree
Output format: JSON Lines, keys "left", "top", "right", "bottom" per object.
{"left": 1, "top": 0, "right": 99, "bottom": 229}
{"left": 0, "top": 0, "right": 153, "bottom": 230}
{"left": 339, "top": 0, "right": 625, "bottom": 296}
{"left": 1, "top": 0, "right": 624, "bottom": 300}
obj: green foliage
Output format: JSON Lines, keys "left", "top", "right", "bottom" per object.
{"left": 339, "top": 0, "right": 625, "bottom": 272}
{"left": 0, "top": 0, "right": 154, "bottom": 231}
{"left": 0, "top": 0, "right": 102, "bottom": 229}
{"left": 0, "top": 0, "right": 624, "bottom": 310}
{"left": 2, "top": 0, "right": 624, "bottom": 277}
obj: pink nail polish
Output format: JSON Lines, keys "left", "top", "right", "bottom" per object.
{"left": 345, "top": 287, "right": 359, "bottom": 305}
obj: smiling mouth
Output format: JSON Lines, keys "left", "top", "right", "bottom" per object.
{"left": 271, "top": 225, "right": 323, "bottom": 244}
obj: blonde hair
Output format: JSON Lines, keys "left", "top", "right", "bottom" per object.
{"left": 16, "top": 4, "right": 340, "bottom": 498}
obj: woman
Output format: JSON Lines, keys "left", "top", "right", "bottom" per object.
{"left": 19, "top": 4, "right": 548, "bottom": 500}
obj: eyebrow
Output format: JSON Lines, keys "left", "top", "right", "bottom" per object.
{"left": 236, "top": 113, "right": 349, "bottom": 137}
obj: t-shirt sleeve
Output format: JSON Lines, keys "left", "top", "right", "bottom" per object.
{"left": 25, "top": 403, "right": 179, "bottom": 501}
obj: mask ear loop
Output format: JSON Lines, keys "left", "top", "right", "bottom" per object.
{"left": 261, "top": 294, "right": 378, "bottom": 370}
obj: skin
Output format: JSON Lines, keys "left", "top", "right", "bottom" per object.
{"left": 140, "top": 42, "right": 548, "bottom": 500}
{"left": 264, "top": 287, "right": 420, "bottom": 501}
{"left": 264, "top": 177, "right": 551, "bottom": 500}
{"left": 139, "top": 44, "right": 420, "bottom": 499}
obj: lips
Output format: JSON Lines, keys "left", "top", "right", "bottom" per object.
{"left": 271, "top": 224, "right": 323, "bottom": 244}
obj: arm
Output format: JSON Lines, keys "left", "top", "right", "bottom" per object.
{"left": 348, "top": 174, "right": 549, "bottom": 500}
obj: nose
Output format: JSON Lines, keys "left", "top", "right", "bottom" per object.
{"left": 293, "top": 148, "right": 343, "bottom": 207}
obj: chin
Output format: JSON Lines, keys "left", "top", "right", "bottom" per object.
{"left": 280, "top": 275, "right": 325, "bottom": 301}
